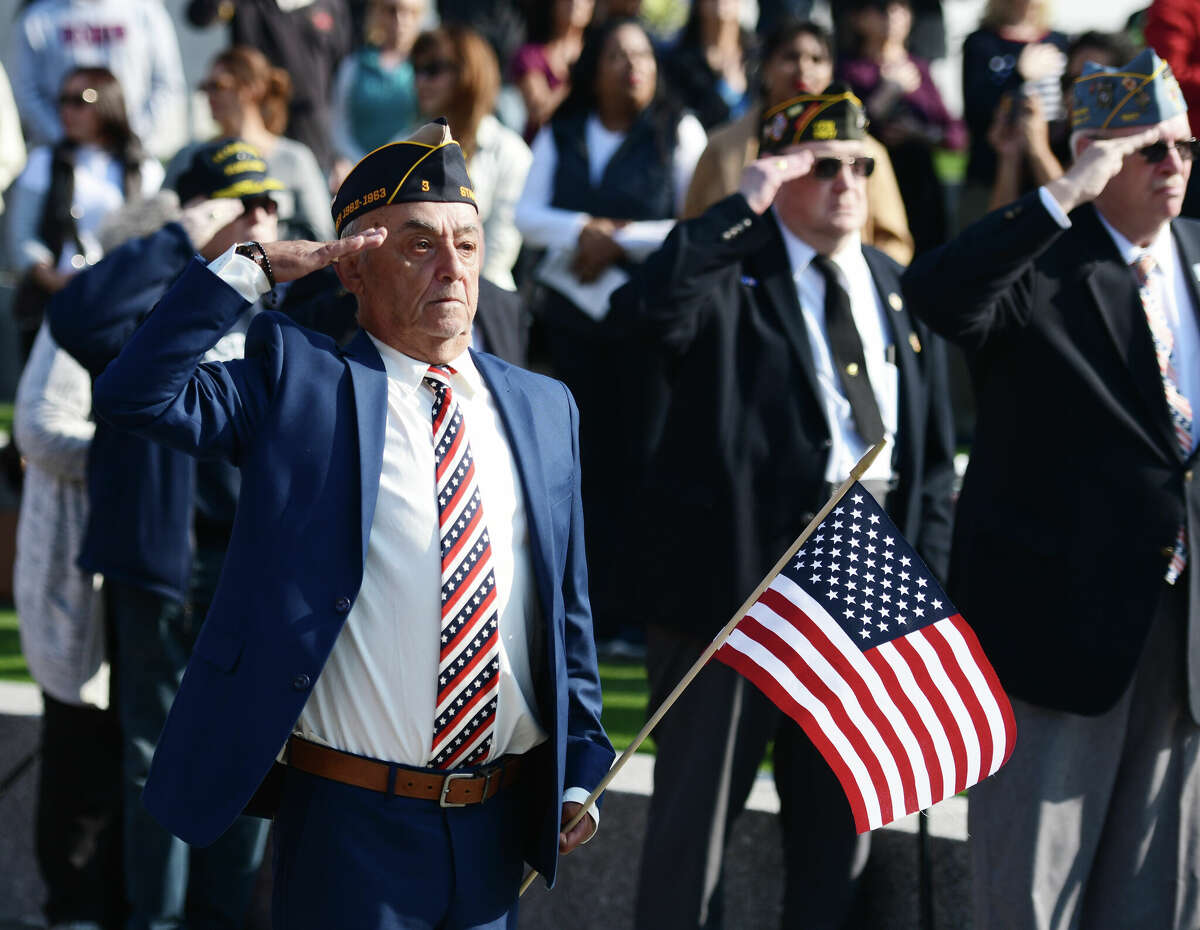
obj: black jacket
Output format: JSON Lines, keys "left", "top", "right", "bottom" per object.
{"left": 608, "top": 194, "right": 956, "bottom": 640}
{"left": 903, "top": 192, "right": 1200, "bottom": 716}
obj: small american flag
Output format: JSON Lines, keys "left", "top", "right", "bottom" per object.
{"left": 715, "top": 481, "right": 1016, "bottom": 833}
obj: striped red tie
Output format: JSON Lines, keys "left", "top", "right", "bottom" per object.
{"left": 424, "top": 365, "right": 500, "bottom": 768}
{"left": 1133, "top": 254, "right": 1191, "bottom": 583}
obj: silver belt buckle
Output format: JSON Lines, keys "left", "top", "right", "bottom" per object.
{"left": 439, "top": 770, "right": 472, "bottom": 807}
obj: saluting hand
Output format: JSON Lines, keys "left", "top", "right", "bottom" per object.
{"left": 738, "top": 150, "right": 816, "bottom": 214}
{"left": 260, "top": 228, "right": 388, "bottom": 283}
{"left": 1045, "top": 126, "right": 1162, "bottom": 213}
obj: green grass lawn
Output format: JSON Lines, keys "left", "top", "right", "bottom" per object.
{"left": 0, "top": 606, "right": 29, "bottom": 683}
{"left": 0, "top": 612, "right": 655, "bottom": 752}
{"left": 598, "top": 659, "right": 653, "bottom": 756}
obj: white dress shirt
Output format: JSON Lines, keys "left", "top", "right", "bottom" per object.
{"left": 775, "top": 216, "right": 899, "bottom": 484}
{"left": 294, "top": 342, "right": 548, "bottom": 766}
{"left": 1040, "top": 186, "right": 1200, "bottom": 447}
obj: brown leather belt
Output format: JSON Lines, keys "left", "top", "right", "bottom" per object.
{"left": 286, "top": 736, "right": 521, "bottom": 807}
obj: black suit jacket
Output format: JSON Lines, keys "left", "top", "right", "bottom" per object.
{"left": 608, "top": 194, "right": 956, "bottom": 641}
{"left": 902, "top": 191, "right": 1200, "bottom": 716}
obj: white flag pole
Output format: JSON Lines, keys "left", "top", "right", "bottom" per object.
{"left": 518, "top": 440, "right": 888, "bottom": 896}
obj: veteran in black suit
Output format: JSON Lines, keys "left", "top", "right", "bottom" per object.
{"left": 608, "top": 85, "right": 956, "bottom": 930}
{"left": 902, "top": 50, "right": 1200, "bottom": 930}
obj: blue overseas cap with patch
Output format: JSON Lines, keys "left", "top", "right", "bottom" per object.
{"left": 331, "top": 118, "right": 477, "bottom": 236}
{"left": 1071, "top": 48, "right": 1188, "bottom": 131}
{"left": 760, "top": 82, "right": 869, "bottom": 155}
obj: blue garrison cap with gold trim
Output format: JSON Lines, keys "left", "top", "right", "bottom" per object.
{"left": 759, "top": 82, "right": 869, "bottom": 155}
{"left": 331, "top": 119, "right": 477, "bottom": 236}
{"left": 1071, "top": 48, "right": 1188, "bottom": 131}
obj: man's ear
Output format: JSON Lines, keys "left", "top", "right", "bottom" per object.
{"left": 334, "top": 250, "right": 366, "bottom": 295}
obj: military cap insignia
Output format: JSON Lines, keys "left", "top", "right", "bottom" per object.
{"left": 331, "top": 119, "right": 478, "bottom": 235}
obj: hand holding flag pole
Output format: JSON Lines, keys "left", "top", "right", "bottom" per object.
{"left": 520, "top": 440, "right": 895, "bottom": 896}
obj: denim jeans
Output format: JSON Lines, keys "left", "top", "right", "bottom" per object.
{"left": 109, "top": 579, "right": 268, "bottom": 930}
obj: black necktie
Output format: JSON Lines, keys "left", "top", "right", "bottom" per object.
{"left": 810, "top": 254, "right": 885, "bottom": 444}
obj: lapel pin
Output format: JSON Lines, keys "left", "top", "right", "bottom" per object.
{"left": 909, "top": 332, "right": 922, "bottom": 354}
{"left": 845, "top": 362, "right": 860, "bottom": 377}
{"left": 888, "top": 292, "right": 903, "bottom": 311}
{"left": 741, "top": 275, "right": 758, "bottom": 287}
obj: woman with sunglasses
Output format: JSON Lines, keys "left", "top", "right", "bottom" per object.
{"left": 166, "top": 46, "right": 334, "bottom": 241}
{"left": 5, "top": 66, "right": 162, "bottom": 360}
{"left": 409, "top": 24, "right": 532, "bottom": 291}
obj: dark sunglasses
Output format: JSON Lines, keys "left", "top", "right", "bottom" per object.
{"left": 241, "top": 195, "right": 278, "bottom": 216}
{"left": 811, "top": 156, "right": 876, "bottom": 179}
{"left": 57, "top": 88, "right": 98, "bottom": 108}
{"left": 413, "top": 60, "right": 458, "bottom": 79}
{"left": 1138, "top": 138, "right": 1200, "bottom": 163}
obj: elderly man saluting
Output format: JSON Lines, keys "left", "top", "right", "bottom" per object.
{"left": 903, "top": 50, "right": 1200, "bottom": 929}
{"left": 90, "top": 120, "right": 615, "bottom": 929}
{"left": 611, "top": 84, "right": 955, "bottom": 930}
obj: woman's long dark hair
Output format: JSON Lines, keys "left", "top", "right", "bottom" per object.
{"left": 64, "top": 66, "right": 145, "bottom": 197}
{"left": 41, "top": 67, "right": 146, "bottom": 261}
{"left": 556, "top": 17, "right": 683, "bottom": 163}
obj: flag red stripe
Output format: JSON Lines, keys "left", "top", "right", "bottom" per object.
{"left": 716, "top": 642, "right": 873, "bottom": 833}
{"left": 736, "top": 615, "right": 896, "bottom": 823}
{"left": 758, "top": 588, "right": 920, "bottom": 816}
{"left": 923, "top": 622, "right": 992, "bottom": 788}
{"left": 947, "top": 615, "right": 1017, "bottom": 770}
{"left": 890, "top": 633, "right": 970, "bottom": 795}
{"left": 864, "top": 647, "right": 945, "bottom": 804}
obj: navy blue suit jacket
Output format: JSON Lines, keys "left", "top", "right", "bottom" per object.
{"left": 91, "top": 259, "right": 614, "bottom": 884}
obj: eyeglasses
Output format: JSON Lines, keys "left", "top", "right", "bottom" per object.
{"left": 811, "top": 156, "right": 875, "bottom": 179}
{"left": 57, "top": 88, "right": 98, "bottom": 108}
{"left": 1138, "top": 138, "right": 1200, "bottom": 163}
{"left": 240, "top": 195, "right": 278, "bottom": 216}
{"left": 413, "top": 60, "right": 458, "bottom": 79}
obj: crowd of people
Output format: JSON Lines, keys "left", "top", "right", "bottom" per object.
{"left": 3, "top": 0, "right": 1200, "bottom": 928}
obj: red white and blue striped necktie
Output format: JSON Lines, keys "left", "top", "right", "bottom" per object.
{"left": 1133, "top": 253, "right": 1191, "bottom": 583}
{"left": 424, "top": 364, "right": 500, "bottom": 768}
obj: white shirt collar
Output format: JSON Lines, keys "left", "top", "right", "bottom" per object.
{"left": 1095, "top": 211, "right": 1174, "bottom": 271}
{"left": 364, "top": 333, "right": 481, "bottom": 400}
{"left": 772, "top": 208, "right": 864, "bottom": 280}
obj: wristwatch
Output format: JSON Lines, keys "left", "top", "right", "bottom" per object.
{"left": 234, "top": 240, "right": 275, "bottom": 288}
